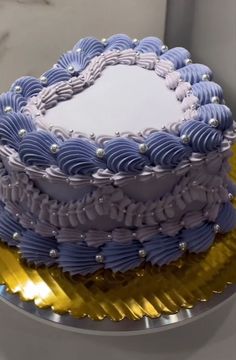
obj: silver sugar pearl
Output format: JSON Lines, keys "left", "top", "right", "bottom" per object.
{"left": 181, "top": 134, "right": 191, "bottom": 144}
{"left": 185, "top": 58, "right": 192, "bottom": 65}
{"left": 4, "top": 106, "right": 13, "bottom": 113}
{"left": 12, "top": 232, "right": 20, "bottom": 241}
{"left": 52, "top": 230, "right": 57, "bottom": 236}
{"left": 101, "top": 38, "right": 107, "bottom": 45}
{"left": 80, "top": 234, "right": 85, "bottom": 239}
{"left": 202, "top": 74, "right": 210, "bottom": 81}
{"left": 49, "top": 249, "right": 59, "bottom": 258}
{"left": 132, "top": 38, "right": 139, "bottom": 45}
{"left": 15, "top": 213, "right": 20, "bottom": 218}
{"left": 228, "top": 193, "right": 233, "bottom": 201}
{"left": 139, "top": 249, "right": 147, "bottom": 258}
{"left": 18, "top": 129, "right": 27, "bottom": 138}
{"left": 132, "top": 232, "right": 137, "bottom": 239}
{"left": 139, "top": 143, "right": 148, "bottom": 154}
{"left": 179, "top": 241, "right": 187, "bottom": 252}
{"left": 40, "top": 75, "right": 48, "bottom": 85}
{"left": 98, "top": 197, "right": 104, "bottom": 203}
{"left": 14, "top": 85, "right": 22, "bottom": 94}
{"left": 90, "top": 132, "right": 95, "bottom": 139}
{"left": 211, "top": 96, "right": 220, "bottom": 104}
{"left": 96, "top": 148, "right": 105, "bottom": 158}
{"left": 161, "top": 45, "right": 168, "bottom": 53}
{"left": 115, "top": 131, "right": 120, "bottom": 136}
{"left": 213, "top": 224, "right": 221, "bottom": 233}
{"left": 208, "top": 118, "right": 220, "bottom": 128}
{"left": 67, "top": 65, "right": 75, "bottom": 74}
{"left": 95, "top": 254, "right": 104, "bottom": 263}
{"left": 107, "top": 233, "right": 112, "bottom": 240}
{"left": 50, "top": 143, "right": 60, "bottom": 154}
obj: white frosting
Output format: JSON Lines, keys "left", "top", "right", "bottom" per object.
{"left": 43, "top": 65, "right": 183, "bottom": 135}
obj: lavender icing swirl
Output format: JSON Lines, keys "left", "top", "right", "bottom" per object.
{"left": 0, "top": 92, "right": 27, "bottom": 116}
{"left": 58, "top": 241, "right": 103, "bottom": 276}
{"left": 105, "top": 34, "right": 133, "bottom": 51}
{"left": 73, "top": 36, "right": 104, "bottom": 58}
{"left": 216, "top": 202, "right": 236, "bottom": 233}
{"left": 10, "top": 76, "right": 43, "bottom": 98}
{"left": 19, "top": 130, "right": 60, "bottom": 166}
{"left": 57, "top": 51, "right": 91, "bottom": 75}
{"left": 190, "top": 81, "right": 223, "bottom": 105}
{"left": 160, "top": 47, "right": 191, "bottom": 69}
{"left": 134, "top": 36, "right": 163, "bottom": 55}
{"left": 196, "top": 104, "right": 233, "bottom": 131}
{"left": 19, "top": 230, "right": 58, "bottom": 266}
{"left": 40, "top": 68, "right": 71, "bottom": 86}
{"left": 181, "top": 223, "right": 214, "bottom": 252}
{"left": 101, "top": 240, "right": 143, "bottom": 272}
{"left": 0, "top": 112, "right": 36, "bottom": 150}
{"left": 180, "top": 120, "right": 223, "bottom": 153}
{"left": 57, "top": 138, "right": 106, "bottom": 175}
{"left": 104, "top": 138, "right": 149, "bottom": 173}
{"left": 0, "top": 207, "right": 24, "bottom": 247}
{"left": 146, "top": 132, "right": 191, "bottom": 167}
{"left": 143, "top": 234, "right": 182, "bottom": 266}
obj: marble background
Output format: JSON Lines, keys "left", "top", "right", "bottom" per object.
{"left": 0, "top": 0, "right": 166, "bottom": 92}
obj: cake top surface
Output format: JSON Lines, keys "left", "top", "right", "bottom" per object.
{"left": 0, "top": 34, "right": 234, "bottom": 186}
{"left": 44, "top": 64, "right": 183, "bottom": 135}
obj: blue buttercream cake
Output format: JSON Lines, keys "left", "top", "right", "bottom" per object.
{"left": 0, "top": 34, "right": 235, "bottom": 275}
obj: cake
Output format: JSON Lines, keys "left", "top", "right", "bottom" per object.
{"left": 0, "top": 34, "right": 235, "bottom": 276}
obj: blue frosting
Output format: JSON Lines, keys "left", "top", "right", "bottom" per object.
{"left": 10, "top": 76, "right": 43, "bottom": 98}
{"left": 0, "top": 210, "right": 24, "bottom": 247}
{"left": 196, "top": 104, "right": 233, "bottom": 131}
{"left": 57, "top": 138, "right": 106, "bottom": 175}
{"left": 178, "top": 64, "right": 212, "bottom": 84}
{"left": 0, "top": 200, "right": 235, "bottom": 274}
{"left": 40, "top": 68, "right": 71, "bottom": 86}
{"left": 101, "top": 240, "right": 143, "bottom": 272}
{"left": 73, "top": 37, "right": 104, "bottom": 58}
{"left": 58, "top": 242, "right": 103, "bottom": 276}
{"left": 216, "top": 202, "right": 236, "bottom": 233}
{"left": 57, "top": 51, "right": 91, "bottom": 75}
{"left": 0, "top": 92, "right": 27, "bottom": 116}
{"left": 182, "top": 223, "right": 214, "bottom": 253}
{"left": 143, "top": 234, "right": 182, "bottom": 266}
{"left": 19, "top": 230, "right": 58, "bottom": 266}
{"left": 0, "top": 112, "right": 36, "bottom": 150}
{"left": 105, "top": 34, "right": 133, "bottom": 51}
{"left": 146, "top": 132, "right": 191, "bottom": 167}
{"left": 19, "top": 130, "right": 61, "bottom": 166}
{"left": 191, "top": 81, "right": 223, "bottom": 105}
{"left": 160, "top": 47, "right": 191, "bottom": 69}
{"left": 180, "top": 120, "right": 222, "bottom": 153}
{"left": 134, "top": 36, "right": 163, "bottom": 55}
{"left": 104, "top": 138, "right": 149, "bottom": 173}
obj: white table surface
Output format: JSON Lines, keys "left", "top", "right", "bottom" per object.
{"left": 0, "top": 295, "right": 235, "bottom": 360}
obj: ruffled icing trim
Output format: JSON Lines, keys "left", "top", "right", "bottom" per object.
{"left": 0, "top": 159, "right": 230, "bottom": 238}
{"left": 0, "top": 201, "right": 235, "bottom": 275}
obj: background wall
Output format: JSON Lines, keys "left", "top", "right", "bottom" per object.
{"left": 166, "top": 0, "right": 236, "bottom": 115}
{"left": 0, "top": 0, "right": 166, "bottom": 92}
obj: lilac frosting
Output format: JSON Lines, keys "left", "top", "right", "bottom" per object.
{"left": 0, "top": 33, "right": 235, "bottom": 277}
